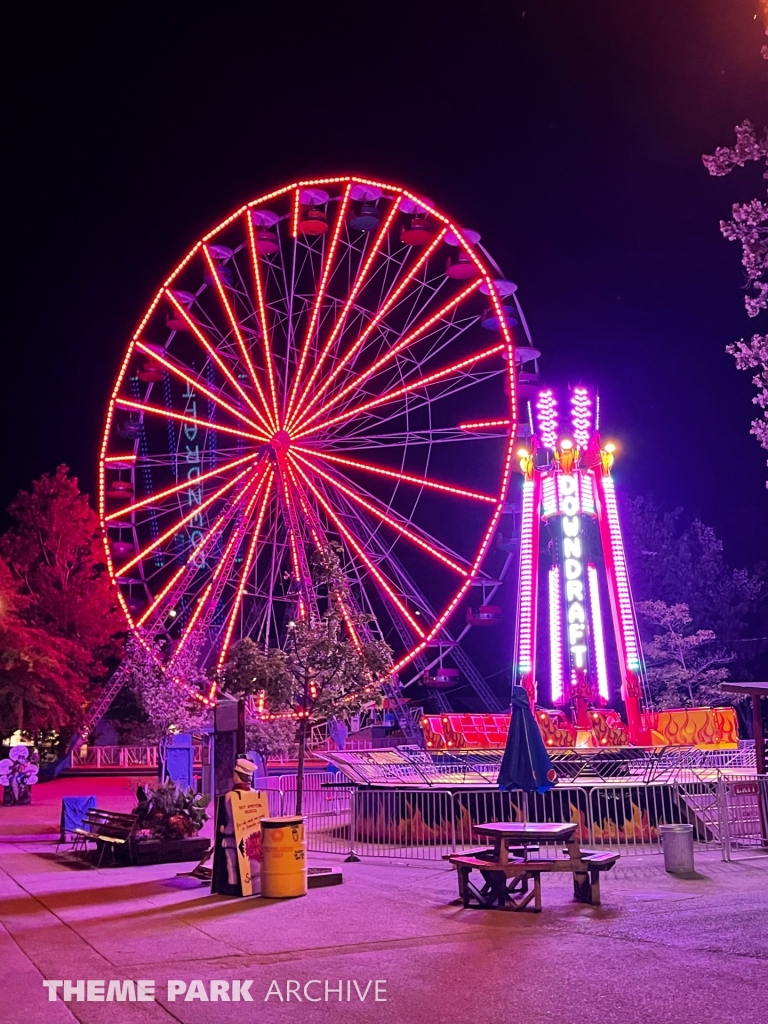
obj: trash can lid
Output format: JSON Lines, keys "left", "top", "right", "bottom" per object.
{"left": 260, "top": 815, "right": 306, "bottom": 828}
{"left": 659, "top": 824, "right": 694, "bottom": 833}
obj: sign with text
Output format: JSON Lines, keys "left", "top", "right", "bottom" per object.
{"left": 230, "top": 789, "right": 269, "bottom": 896}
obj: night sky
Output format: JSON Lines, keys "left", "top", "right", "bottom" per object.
{"left": 4, "top": 0, "right": 767, "bottom": 568}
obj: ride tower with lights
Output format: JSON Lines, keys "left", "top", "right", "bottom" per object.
{"left": 512, "top": 385, "right": 649, "bottom": 746}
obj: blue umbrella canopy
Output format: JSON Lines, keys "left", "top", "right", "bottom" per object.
{"left": 498, "top": 687, "right": 557, "bottom": 793}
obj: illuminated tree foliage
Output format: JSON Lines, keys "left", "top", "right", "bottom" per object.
{"left": 0, "top": 466, "right": 124, "bottom": 739}
{"left": 121, "top": 631, "right": 211, "bottom": 774}
{"left": 0, "top": 557, "right": 87, "bottom": 736}
{"left": 703, "top": 28, "right": 768, "bottom": 463}
{"left": 1, "top": 466, "right": 123, "bottom": 671}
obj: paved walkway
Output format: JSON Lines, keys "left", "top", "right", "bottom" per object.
{"left": 1, "top": 788, "right": 767, "bottom": 1024}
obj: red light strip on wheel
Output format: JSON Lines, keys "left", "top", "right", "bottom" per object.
{"left": 293, "top": 342, "right": 505, "bottom": 440}
{"left": 246, "top": 212, "right": 280, "bottom": 425}
{"left": 290, "top": 446, "right": 496, "bottom": 503}
{"left": 134, "top": 342, "right": 265, "bottom": 434}
{"left": 215, "top": 470, "right": 274, "bottom": 672}
{"left": 292, "top": 228, "right": 449, "bottom": 428}
{"left": 286, "top": 464, "right": 364, "bottom": 647}
{"left": 104, "top": 454, "right": 137, "bottom": 463}
{"left": 171, "top": 475, "right": 266, "bottom": 663}
{"left": 115, "top": 465, "right": 255, "bottom": 576}
{"left": 114, "top": 397, "right": 266, "bottom": 442}
{"left": 291, "top": 188, "right": 300, "bottom": 238}
{"left": 165, "top": 290, "right": 269, "bottom": 422}
{"left": 291, "top": 451, "right": 467, "bottom": 575}
{"left": 285, "top": 183, "right": 353, "bottom": 425}
{"left": 105, "top": 450, "right": 256, "bottom": 522}
{"left": 202, "top": 246, "right": 277, "bottom": 435}
{"left": 291, "top": 197, "right": 402, "bottom": 424}
{"left": 291, "top": 461, "right": 425, "bottom": 637}
{"left": 277, "top": 455, "right": 311, "bottom": 622}
{"left": 296, "top": 277, "right": 483, "bottom": 433}
{"left": 459, "top": 418, "right": 511, "bottom": 431}
{"left": 390, "top": 418, "right": 516, "bottom": 673}
{"left": 135, "top": 470, "right": 264, "bottom": 628}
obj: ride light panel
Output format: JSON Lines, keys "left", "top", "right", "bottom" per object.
{"left": 535, "top": 390, "right": 558, "bottom": 451}
{"left": 571, "top": 387, "right": 593, "bottom": 450}
{"left": 600, "top": 475, "right": 640, "bottom": 671}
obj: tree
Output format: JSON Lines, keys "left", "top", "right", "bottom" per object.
{"left": 244, "top": 717, "right": 299, "bottom": 768}
{"left": 223, "top": 618, "right": 391, "bottom": 812}
{"left": 121, "top": 631, "right": 211, "bottom": 776}
{"left": 623, "top": 496, "right": 761, "bottom": 643}
{"left": 0, "top": 556, "right": 89, "bottom": 737}
{"left": 703, "top": 30, "right": 768, "bottom": 468}
{"left": 1, "top": 466, "right": 124, "bottom": 695}
{"left": 636, "top": 601, "right": 734, "bottom": 709}
{"left": 221, "top": 546, "right": 392, "bottom": 812}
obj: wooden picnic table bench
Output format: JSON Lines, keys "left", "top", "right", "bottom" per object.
{"left": 72, "top": 809, "right": 138, "bottom": 866}
{"left": 446, "top": 822, "right": 619, "bottom": 911}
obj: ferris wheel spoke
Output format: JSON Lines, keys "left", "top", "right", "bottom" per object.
{"left": 215, "top": 470, "right": 275, "bottom": 671}
{"left": 289, "top": 445, "right": 496, "bottom": 503}
{"left": 293, "top": 342, "right": 505, "bottom": 440}
{"left": 133, "top": 341, "right": 266, "bottom": 434}
{"left": 114, "top": 397, "right": 267, "bottom": 443}
{"left": 291, "top": 461, "right": 425, "bottom": 637}
{"left": 246, "top": 214, "right": 281, "bottom": 425}
{"left": 285, "top": 184, "right": 353, "bottom": 425}
{"left": 390, "top": 442, "right": 516, "bottom": 674}
{"left": 290, "top": 197, "right": 402, "bottom": 425}
{"left": 309, "top": 314, "right": 484, "bottom": 429}
{"left": 115, "top": 464, "right": 257, "bottom": 577}
{"left": 290, "top": 450, "right": 470, "bottom": 576}
{"left": 135, "top": 462, "right": 269, "bottom": 627}
{"left": 293, "top": 279, "right": 482, "bottom": 434}
{"left": 105, "top": 450, "right": 256, "bottom": 523}
{"left": 290, "top": 228, "right": 448, "bottom": 429}
{"left": 170, "top": 474, "right": 267, "bottom": 665}
{"left": 165, "top": 290, "right": 270, "bottom": 425}
{"left": 201, "top": 246, "right": 277, "bottom": 434}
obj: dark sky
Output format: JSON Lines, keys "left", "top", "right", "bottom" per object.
{"left": 4, "top": 0, "right": 767, "bottom": 567}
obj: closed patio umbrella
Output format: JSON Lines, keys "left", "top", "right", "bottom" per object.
{"left": 498, "top": 687, "right": 557, "bottom": 793}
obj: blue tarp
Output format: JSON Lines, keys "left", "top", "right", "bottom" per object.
{"left": 60, "top": 795, "right": 97, "bottom": 837}
{"left": 498, "top": 687, "right": 557, "bottom": 793}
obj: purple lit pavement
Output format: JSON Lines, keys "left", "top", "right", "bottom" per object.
{"left": 1, "top": 781, "right": 767, "bottom": 1024}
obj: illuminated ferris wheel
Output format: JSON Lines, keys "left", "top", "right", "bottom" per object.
{"left": 99, "top": 175, "right": 538, "bottom": 708}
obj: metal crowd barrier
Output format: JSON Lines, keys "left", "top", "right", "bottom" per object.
{"left": 299, "top": 777, "right": 768, "bottom": 862}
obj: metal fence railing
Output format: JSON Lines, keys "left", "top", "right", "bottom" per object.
{"left": 297, "top": 777, "right": 768, "bottom": 862}
{"left": 70, "top": 745, "right": 208, "bottom": 769}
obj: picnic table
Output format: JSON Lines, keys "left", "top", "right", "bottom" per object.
{"left": 447, "top": 821, "right": 619, "bottom": 912}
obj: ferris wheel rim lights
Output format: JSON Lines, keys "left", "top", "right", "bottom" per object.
{"left": 98, "top": 174, "right": 519, "bottom": 681}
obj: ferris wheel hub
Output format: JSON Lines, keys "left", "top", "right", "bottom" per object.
{"left": 270, "top": 430, "right": 291, "bottom": 453}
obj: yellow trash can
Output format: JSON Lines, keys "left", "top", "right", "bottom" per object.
{"left": 260, "top": 816, "right": 307, "bottom": 898}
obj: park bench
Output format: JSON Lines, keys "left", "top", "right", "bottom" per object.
{"left": 72, "top": 809, "right": 138, "bottom": 866}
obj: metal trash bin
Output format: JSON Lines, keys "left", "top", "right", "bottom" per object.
{"left": 660, "top": 824, "right": 694, "bottom": 873}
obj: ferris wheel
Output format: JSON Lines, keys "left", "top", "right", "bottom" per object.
{"left": 99, "top": 175, "right": 537, "bottom": 712}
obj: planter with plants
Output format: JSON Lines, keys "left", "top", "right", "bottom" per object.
{"left": 121, "top": 782, "right": 211, "bottom": 865}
